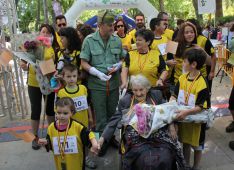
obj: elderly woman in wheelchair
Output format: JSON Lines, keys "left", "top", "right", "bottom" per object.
{"left": 98, "top": 74, "right": 186, "bottom": 170}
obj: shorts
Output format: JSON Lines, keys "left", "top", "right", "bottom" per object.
{"left": 229, "top": 87, "right": 234, "bottom": 110}
{"left": 28, "top": 86, "right": 55, "bottom": 120}
{"left": 192, "top": 123, "right": 206, "bottom": 151}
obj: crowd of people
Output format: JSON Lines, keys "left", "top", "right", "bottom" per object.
{"left": 18, "top": 9, "right": 234, "bottom": 170}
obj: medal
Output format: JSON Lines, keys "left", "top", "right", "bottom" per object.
{"left": 57, "top": 120, "right": 70, "bottom": 170}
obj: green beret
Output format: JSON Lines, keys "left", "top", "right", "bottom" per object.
{"left": 97, "top": 10, "right": 115, "bottom": 24}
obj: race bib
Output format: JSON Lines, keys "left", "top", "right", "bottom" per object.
{"left": 73, "top": 96, "right": 88, "bottom": 112}
{"left": 53, "top": 136, "right": 78, "bottom": 155}
{"left": 158, "top": 43, "right": 167, "bottom": 55}
{"left": 177, "top": 90, "right": 195, "bottom": 107}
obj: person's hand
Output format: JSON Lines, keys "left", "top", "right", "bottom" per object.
{"left": 166, "top": 59, "right": 177, "bottom": 67}
{"left": 169, "top": 96, "right": 176, "bottom": 102}
{"left": 90, "top": 139, "right": 100, "bottom": 155}
{"left": 208, "top": 71, "right": 215, "bottom": 80}
{"left": 19, "top": 60, "right": 28, "bottom": 71}
{"left": 156, "top": 79, "right": 164, "bottom": 86}
{"left": 98, "top": 73, "right": 112, "bottom": 81}
{"left": 107, "top": 61, "right": 123, "bottom": 73}
{"left": 175, "top": 110, "right": 189, "bottom": 120}
{"left": 38, "top": 138, "right": 48, "bottom": 146}
{"left": 89, "top": 67, "right": 111, "bottom": 81}
{"left": 98, "top": 137, "right": 105, "bottom": 148}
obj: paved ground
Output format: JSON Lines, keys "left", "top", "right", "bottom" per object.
{"left": 0, "top": 75, "right": 234, "bottom": 170}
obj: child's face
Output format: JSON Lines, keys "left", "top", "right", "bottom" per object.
{"left": 55, "top": 106, "right": 72, "bottom": 124}
{"left": 60, "top": 36, "right": 68, "bottom": 48}
{"left": 63, "top": 70, "right": 78, "bottom": 87}
{"left": 183, "top": 58, "right": 197, "bottom": 73}
{"left": 184, "top": 26, "right": 195, "bottom": 44}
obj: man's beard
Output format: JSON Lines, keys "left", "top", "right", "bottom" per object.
{"left": 137, "top": 23, "right": 145, "bottom": 29}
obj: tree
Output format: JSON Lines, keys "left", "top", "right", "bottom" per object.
{"left": 35, "top": 0, "right": 41, "bottom": 31}
{"left": 159, "top": 0, "right": 165, "bottom": 12}
{"left": 43, "top": 0, "right": 49, "bottom": 23}
{"left": 215, "top": 0, "right": 223, "bottom": 19}
{"left": 192, "top": 0, "right": 203, "bottom": 21}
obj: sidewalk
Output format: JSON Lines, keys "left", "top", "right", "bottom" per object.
{"left": 0, "top": 76, "right": 234, "bottom": 170}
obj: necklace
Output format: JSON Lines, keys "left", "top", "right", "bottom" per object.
{"left": 137, "top": 51, "right": 149, "bottom": 72}
{"left": 184, "top": 72, "right": 200, "bottom": 105}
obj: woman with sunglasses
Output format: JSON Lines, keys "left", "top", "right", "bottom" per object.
{"left": 114, "top": 18, "right": 132, "bottom": 51}
{"left": 121, "top": 29, "right": 168, "bottom": 89}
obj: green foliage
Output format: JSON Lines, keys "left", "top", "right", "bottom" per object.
{"left": 15, "top": 0, "right": 234, "bottom": 32}
{"left": 216, "top": 15, "right": 234, "bottom": 25}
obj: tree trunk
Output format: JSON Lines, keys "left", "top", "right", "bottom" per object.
{"left": 192, "top": 0, "right": 203, "bottom": 21}
{"left": 35, "top": 0, "right": 40, "bottom": 31}
{"left": 215, "top": 0, "right": 223, "bottom": 19}
{"left": 43, "top": 0, "right": 49, "bottom": 24}
{"left": 159, "top": 0, "right": 164, "bottom": 12}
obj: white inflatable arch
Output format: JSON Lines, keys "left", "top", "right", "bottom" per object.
{"left": 65, "top": 0, "right": 158, "bottom": 27}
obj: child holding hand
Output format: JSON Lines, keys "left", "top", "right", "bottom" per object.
{"left": 38, "top": 97, "right": 99, "bottom": 170}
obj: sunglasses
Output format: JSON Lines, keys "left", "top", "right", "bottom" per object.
{"left": 117, "top": 25, "right": 124, "bottom": 28}
{"left": 58, "top": 23, "right": 66, "bottom": 27}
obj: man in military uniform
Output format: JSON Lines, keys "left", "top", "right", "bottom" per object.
{"left": 80, "top": 10, "right": 125, "bottom": 147}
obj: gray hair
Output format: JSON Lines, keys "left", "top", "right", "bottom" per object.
{"left": 130, "top": 74, "right": 151, "bottom": 90}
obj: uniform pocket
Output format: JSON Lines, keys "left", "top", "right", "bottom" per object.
{"left": 110, "top": 48, "right": 121, "bottom": 63}
{"left": 90, "top": 50, "right": 104, "bottom": 65}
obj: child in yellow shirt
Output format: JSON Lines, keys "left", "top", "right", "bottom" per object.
{"left": 170, "top": 48, "right": 210, "bottom": 170}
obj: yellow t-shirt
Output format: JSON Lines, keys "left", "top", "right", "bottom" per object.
{"left": 128, "top": 29, "right": 137, "bottom": 44}
{"left": 197, "top": 35, "right": 215, "bottom": 78}
{"left": 27, "top": 47, "right": 55, "bottom": 87}
{"left": 124, "top": 49, "right": 166, "bottom": 87}
{"left": 163, "top": 29, "right": 174, "bottom": 40}
{"left": 57, "top": 85, "right": 89, "bottom": 127}
{"left": 118, "top": 34, "right": 132, "bottom": 51}
{"left": 58, "top": 50, "right": 81, "bottom": 67}
{"left": 56, "top": 32, "right": 64, "bottom": 49}
{"left": 58, "top": 50, "right": 82, "bottom": 84}
{"left": 47, "top": 119, "right": 95, "bottom": 170}
{"left": 150, "top": 36, "right": 168, "bottom": 57}
{"left": 177, "top": 73, "right": 208, "bottom": 146}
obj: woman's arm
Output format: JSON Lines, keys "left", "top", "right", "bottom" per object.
{"left": 121, "top": 67, "right": 129, "bottom": 89}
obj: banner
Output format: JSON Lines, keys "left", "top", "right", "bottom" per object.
{"left": 198, "top": 0, "right": 216, "bottom": 14}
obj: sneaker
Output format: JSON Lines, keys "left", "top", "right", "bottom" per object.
{"left": 226, "top": 121, "right": 234, "bottom": 133}
{"left": 229, "top": 141, "right": 234, "bottom": 150}
{"left": 85, "top": 156, "right": 97, "bottom": 169}
{"left": 32, "top": 137, "right": 40, "bottom": 150}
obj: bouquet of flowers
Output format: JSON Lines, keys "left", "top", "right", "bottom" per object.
{"left": 126, "top": 101, "right": 214, "bottom": 138}
{"left": 134, "top": 104, "right": 154, "bottom": 136}
{"left": 18, "top": 36, "right": 52, "bottom": 63}
{"left": 13, "top": 35, "right": 55, "bottom": 95}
